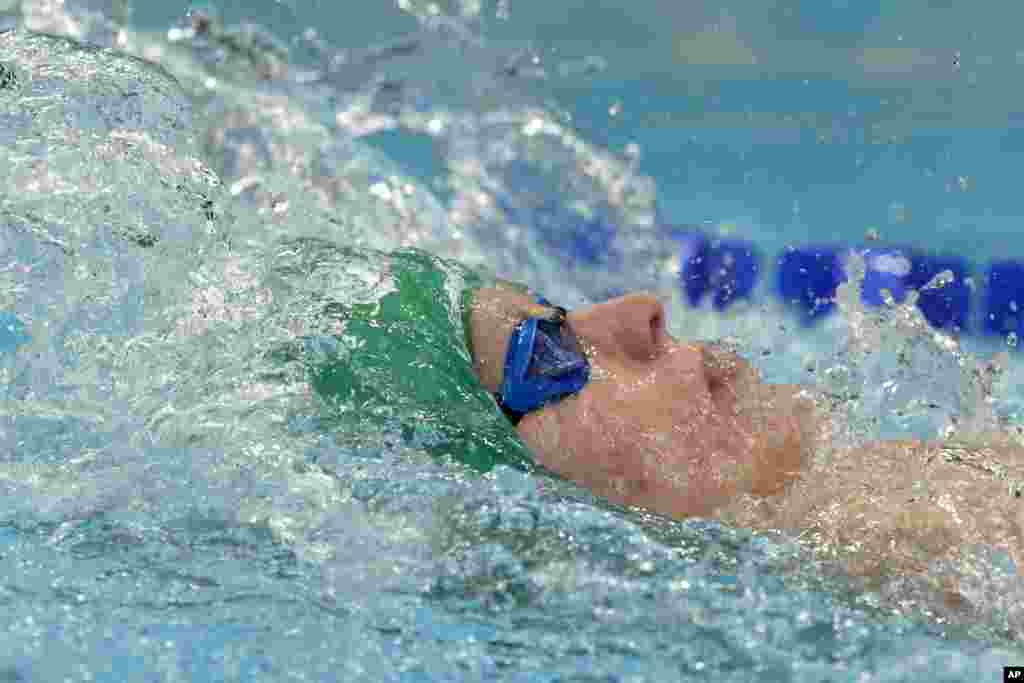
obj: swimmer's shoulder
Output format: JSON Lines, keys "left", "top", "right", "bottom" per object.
{"left": 723, "top": 431, "right": 1024, "bottom": 585}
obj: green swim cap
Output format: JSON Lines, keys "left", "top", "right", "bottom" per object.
{"left": 268, "top": 238, "right": 535, "bottom": 473}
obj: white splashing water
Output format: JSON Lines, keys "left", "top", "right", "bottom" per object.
{"left": 0, "top": 2, "right": 1022, "bottom": 681}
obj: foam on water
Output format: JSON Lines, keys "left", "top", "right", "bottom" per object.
{"left": 1, "top": 1, "right": 1023, "bottom": 680}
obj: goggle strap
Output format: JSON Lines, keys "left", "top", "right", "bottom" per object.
{"left": 495, "top": 392, "right": 525, "bottom": 425}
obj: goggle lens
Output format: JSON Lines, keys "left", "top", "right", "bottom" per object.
{"left": 497, "top": 297, "right": 591, "bottom": 420}
{"left": 527, "top": 317, "right": 587, "bottom": 378}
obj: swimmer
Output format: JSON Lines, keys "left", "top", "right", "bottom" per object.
{"left": 465, "top": 281, "right": 1024, "bottom": 587}
{"left": 466, "top": 285, "right": 810, "bottom": 519}
{"left": 276, "top": 238, "right": 1023, "bottom": 588}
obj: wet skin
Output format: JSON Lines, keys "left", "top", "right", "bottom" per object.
{"left": 468, "top": 285, "right": 815, "bottom": 518}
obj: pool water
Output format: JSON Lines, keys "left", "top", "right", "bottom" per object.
{"left": 1, "top": 1, "right": 1023, "bottom": 680}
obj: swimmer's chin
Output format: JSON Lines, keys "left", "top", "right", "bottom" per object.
{"left": 516, "top": 385, "right": 813, "bottom": 521}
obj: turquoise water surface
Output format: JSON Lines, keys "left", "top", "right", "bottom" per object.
{"left": 2, "top": 1, "right": 1024, "bottom": 681}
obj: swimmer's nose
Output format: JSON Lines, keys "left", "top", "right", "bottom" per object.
{"left": 571, "top": 293, "right": 669, "bottom": 363}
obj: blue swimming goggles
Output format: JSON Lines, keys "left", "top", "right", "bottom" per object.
{"left": 496, "top": 297, "right": 591, "bottom": 425}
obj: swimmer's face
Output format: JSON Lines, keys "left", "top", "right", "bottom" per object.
{"left": 469, "top": 287, "right": 812, "bottom": 518}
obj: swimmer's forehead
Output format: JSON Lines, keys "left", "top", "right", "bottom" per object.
{"left": 495, "top": 278, "right": 531, "bottom": 295}
{"left": 494, "top": 279, "right": 570, "bottom": 319}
